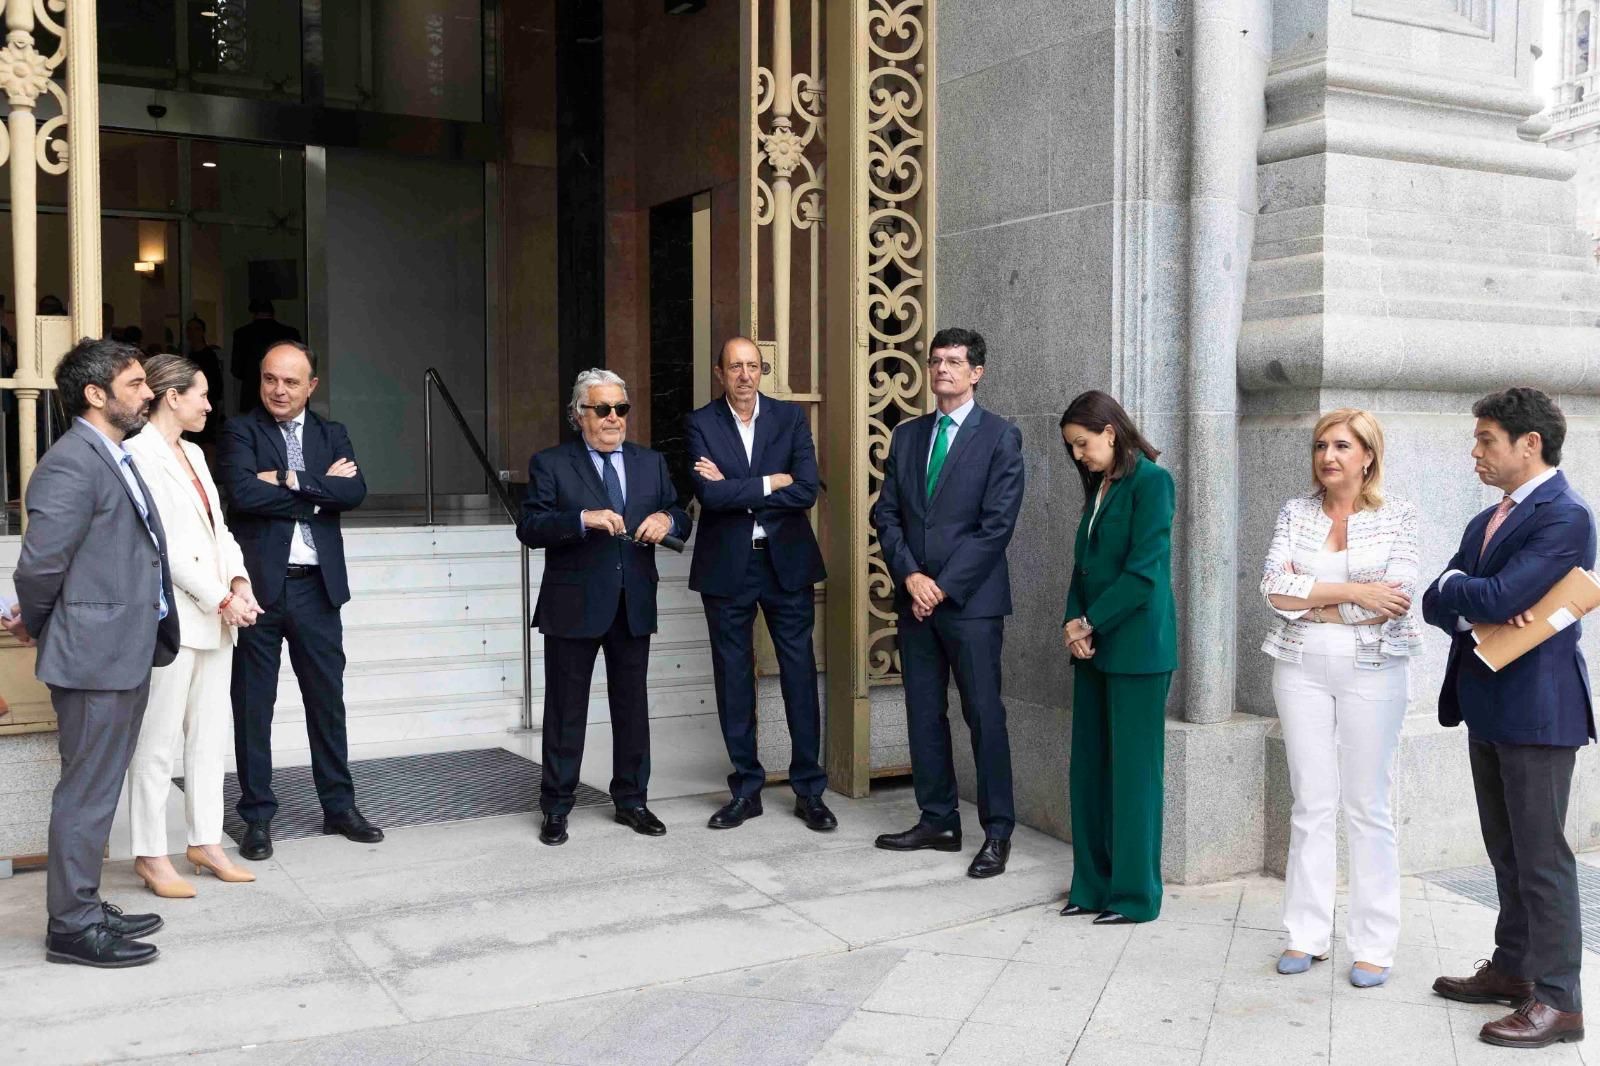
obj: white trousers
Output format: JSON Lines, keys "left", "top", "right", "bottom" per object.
{"left": 1272, "top": 652, "right": 1409, "bottom": 966}
{"left": 127, "top": 644, "right": 233, "bottom": 857}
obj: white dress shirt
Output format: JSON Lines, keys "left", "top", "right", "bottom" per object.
{"left": 1437, "top": 466, "right": 1561, "bottom": 630}
{"left": 279, "top": 409, "right": 320, "bottom": 566}
{"left": 729, "top": 396, "right": 772, "bottom": 542}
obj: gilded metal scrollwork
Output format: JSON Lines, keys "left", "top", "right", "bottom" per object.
{"left": 862, "top": 0, "right": 931, "bottom": 686}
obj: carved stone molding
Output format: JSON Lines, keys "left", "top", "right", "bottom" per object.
{"left": 1350, "top": 0, "right": 1494, "bottom": 39}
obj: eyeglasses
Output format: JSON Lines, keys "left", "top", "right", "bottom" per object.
{"left": 926, "top": 356, "right": 969, "bottom": 370}
{"left": 580, "top": 402, "right": 632, "bottom": 418}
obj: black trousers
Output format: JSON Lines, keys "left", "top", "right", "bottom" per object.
{"left": 898, "top": 610, "right": 1015, "bottom": 839}
{"left": 231, "top": 571, "right": 355, "bottom": 824}
{"left": 702, "top": 547, "right": 826, "bottom": 799}
{"left": 540, "top": 591, "right": 651, "bottom": 815}
{"left": 1470, "top": 737, "right": 1582, "bottom": 1013}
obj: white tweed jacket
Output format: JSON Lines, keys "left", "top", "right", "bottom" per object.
{"left": 1259, "top": 493, "right": 1424, "bottom": 667}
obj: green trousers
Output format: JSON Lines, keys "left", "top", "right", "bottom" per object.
{"left": 1068, "top": 663, "right": 1171, "bottom": 922}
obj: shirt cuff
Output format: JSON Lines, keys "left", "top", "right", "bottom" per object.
{"left": 762, "top": 475, "right": 772, "bottom": 496}
{"left": 1436, "top": 569, "right": 1465, "bottom": 592}
{"left": 577, "top": 510, "right": 586, "bottom": 534}
{"left": 1455, "top": 617, "right": 1473, "bottom": 633}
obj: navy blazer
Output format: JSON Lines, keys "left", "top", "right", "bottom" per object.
{"left": 1422, "top": 469, "right": 1597, "bottom": 747}
{"left": 219, "top": 406, "right": 368, "bottom": 610}
{"left": 517, "top": 439, "right": 692, "bottom": 639}
{"left": 685, "top": 394, "right": 826, "bottom": 597}
{"left": 872, "top": 402, "right": 1025, "bottom": 618}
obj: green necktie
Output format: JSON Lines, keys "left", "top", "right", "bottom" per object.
{"left": 925, "top": 414, "right": 955, "bottom": 499}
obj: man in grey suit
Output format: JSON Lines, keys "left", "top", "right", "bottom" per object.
{"left": 14, "top": 336, "right": 180, "bottom": 968}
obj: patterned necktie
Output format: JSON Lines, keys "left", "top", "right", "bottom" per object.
{"left": 925, "top": 415, "right": 954, "bottom": 500}
{"left": 280, "top": 420, "right": 317, "bottom": 551}
{"left": 1480, "top": 495, "right": 1514, "bottom": 557}
{"left": 601, "top": 451, "right": 625, "bottom": 514}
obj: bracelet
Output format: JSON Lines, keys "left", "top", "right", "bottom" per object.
{"left": 218, "top": 593, "right": 234, "bottom": 613}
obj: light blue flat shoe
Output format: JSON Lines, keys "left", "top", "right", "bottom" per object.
{"left": 1349, "top": 964, "right": 1391, "bottom": 988}
{"left": 1277, "top": 951, "right": 1328, "bottom": 975}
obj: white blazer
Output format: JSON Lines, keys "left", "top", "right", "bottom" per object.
{"left": 126, "top": 428, "right": 249, "bottom": 650}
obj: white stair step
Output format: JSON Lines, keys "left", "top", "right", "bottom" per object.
{"left": 273, "top": 639, "right": 718, "bottom": 710}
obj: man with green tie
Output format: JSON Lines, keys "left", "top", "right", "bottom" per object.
{"left": 871, "top": 328, "right": 1027, "bottom": 878}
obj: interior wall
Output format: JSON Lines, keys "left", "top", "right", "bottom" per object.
{"left": 603, "top": 2, "right": 741, "bottom": 448}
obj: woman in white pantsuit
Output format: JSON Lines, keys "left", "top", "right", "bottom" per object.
{"left": 1259, "top": 409, "right": 1423, "bottom": 988}
{"left": 126, "top": 354, "right": 263, "bottom": 897}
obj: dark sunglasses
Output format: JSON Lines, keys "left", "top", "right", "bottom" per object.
{"left": 580, "top": 402, "right": 632, "bottom": 418}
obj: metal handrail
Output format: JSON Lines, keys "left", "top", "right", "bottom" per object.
{"left": 422, "top": 367, "right": 534, "bottom": 732}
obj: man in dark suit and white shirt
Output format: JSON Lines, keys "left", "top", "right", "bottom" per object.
{"left": 517, "top": 369, "right": 691, "bottom": 846}
{"left": 871, "top": 327, "right": 1025, "bottom": 879}
{"left": 1424, "top": 387, "right": 1594, "bottom": 1049}
{"left": 685, "top": 337, "right": 835, "bottom": 831}
{"left": 14, "top": 337, "right": 180, "bottom": 967}
{"left": 219, "top": 340, "right": 381, "bottom": 861}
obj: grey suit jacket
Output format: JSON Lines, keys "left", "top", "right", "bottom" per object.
{"left": 15, "top": 421, "right": 180, "bottom": 690}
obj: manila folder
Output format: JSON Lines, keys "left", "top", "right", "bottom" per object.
{"left": 1470, "top": 567, "right": 1600, "bottom": 672}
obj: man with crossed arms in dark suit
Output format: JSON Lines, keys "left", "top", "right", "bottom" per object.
{"left": 686, "top": 336, "right": 836, "bottom": 832}
{"left": 15, "top": 337, "right": 180, "bottom": 967}
{"left": 1424, "top": 387, "right": 1594, "bottom": 1049}
{"left": 518, "top": 368, "right": 691, "bottom": 846}
{"left": 220, "top": 340, "right": 381, "bottom": 861}
{"left": 872, "top": 327, "right": 1025, "bottom": 879}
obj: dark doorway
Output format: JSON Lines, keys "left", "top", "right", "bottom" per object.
{"left": 649, "top": 196, "right": 696, "bottom": 501}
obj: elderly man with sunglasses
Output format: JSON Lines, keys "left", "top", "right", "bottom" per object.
{"left": 516, "top": 368, "right": 691, "bottom": 845}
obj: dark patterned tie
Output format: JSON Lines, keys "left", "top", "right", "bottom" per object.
{"left": 280, "top": 420, "right": 317, "bottom": 551}
{"left": 601, "top": 450, "right": 625, "bottom": 514}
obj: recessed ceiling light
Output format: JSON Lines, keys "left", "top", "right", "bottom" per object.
{"left": 201, "top": 161, "right": 217, "bottom": 168}
{"left": 200, "top": 10, "right": 218, "bottom": 17}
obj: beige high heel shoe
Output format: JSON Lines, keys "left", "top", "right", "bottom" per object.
{"left": 135, "top": 860, "right": 197, "bottom": 899}
{"left": 187, "top": 845, "right": 256, "bottom": 883}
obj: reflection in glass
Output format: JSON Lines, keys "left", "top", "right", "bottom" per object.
{"left": 323, "top": 0, "right": 484, "bottom": 122}
{"left": 97, "top": 0, "right": 302, "bottom": 102}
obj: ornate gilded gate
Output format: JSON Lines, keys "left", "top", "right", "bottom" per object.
{"left": 742, "top": 0, "right": 935, "bottom": 795}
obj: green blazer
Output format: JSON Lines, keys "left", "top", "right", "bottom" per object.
{"left": 1063, "top": 454, "right": 1179, "bottom": 675}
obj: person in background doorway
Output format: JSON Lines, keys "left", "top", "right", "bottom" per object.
{"left": 184, "top": 316, "right": 226, "bottom": 452}
{"left": 230, "top": 300, "right": 300, "bottom": 415}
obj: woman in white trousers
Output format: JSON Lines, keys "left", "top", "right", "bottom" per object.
{"left": 126, "top": 354, "right": 263, "bottom": 897}
{"left": 1259, "top": 409, "right": 1423, "bottom": 988}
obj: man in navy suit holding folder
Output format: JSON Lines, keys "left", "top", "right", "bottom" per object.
{"left": 1424, "top": 387, "right": 1594, "bottom": 1049}
{"left": 686, "top": 337, "right": 835, "bottom": 832}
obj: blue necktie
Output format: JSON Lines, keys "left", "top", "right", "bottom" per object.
{"left": 121, "top": 453, "right": 168, "bottom": 621}
{"left": 280, "top": 420, "right": 317, "bottom": 551}
{"left": 601, "top": 451, "right": 625, "bottom": 514}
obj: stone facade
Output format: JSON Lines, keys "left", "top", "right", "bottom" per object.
{"left": 937, "top": 0, "right": 1600, "bottom": 882}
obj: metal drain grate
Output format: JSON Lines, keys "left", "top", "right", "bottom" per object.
{"left": 177, "top": 747, "right": 610, "bottom": 845}
{"left": 1422, "top": 862, "right": 1600, "bottom": 955}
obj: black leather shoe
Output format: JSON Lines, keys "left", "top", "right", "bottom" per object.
{"left": 967, "top": 838, "right": 1010, "bottom": 878}
{"left": 1059, "top": 902, "right": 1094, "bottom": 917}
{"left": 539, "top": 813, "right": 568, "bottom": 846}
{"left": 323, "top": 808, "right": 385, "bottom": 843}
{"left": 1094, "top": 911, "right": 1137, "bottom": 925}
{"left": 793, "top": 795, "right": 838, "bottom": 831}
{"left": 708, "top": 796, "right": 763, "bottom": 829}
{"left": 239, "top": 821, "right": 273, "bottom": 861}
{"left": 615, "top": 805, "right": 667, "bottom": 836}
{"left": 45, "top": 924, "right": 159, "bottom": 968}
{"left": 875, "top": 823, "right": 962, "bottom": 852}
{"left": 100, "top": 901, "right": 162, "bottom": 939}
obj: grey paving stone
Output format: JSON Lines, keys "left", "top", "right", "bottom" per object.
{"left": 938, "top": 1020, "right": 1077, "bottom": 1065}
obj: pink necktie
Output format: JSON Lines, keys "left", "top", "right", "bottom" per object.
{"left": 1480, "top": 495, "right": 1513, "bottom": 557}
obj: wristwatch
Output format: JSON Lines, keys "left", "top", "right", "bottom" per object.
{"left": 276, "top": 468, "right": 288, "bottom": 487}
{"left": 1076, "top": 616, "right": 1094, "bottom": 635}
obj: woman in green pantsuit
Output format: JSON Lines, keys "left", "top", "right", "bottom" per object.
{"left": 1058, "top": 390, "right": 1178, "bottom": 925}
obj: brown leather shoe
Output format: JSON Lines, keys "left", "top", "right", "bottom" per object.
{"left": 1432, "top": 959, "right": 1534, "bottom": 1005}
{"left": 1480, "top": 1000, "right": 1584, "bottom": 1048}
